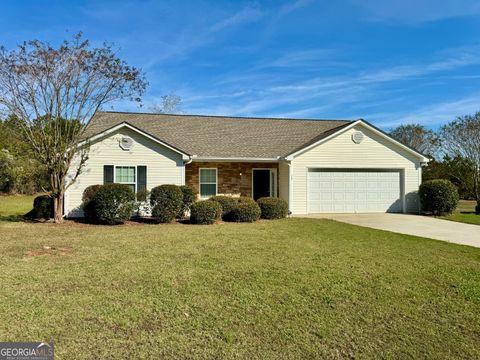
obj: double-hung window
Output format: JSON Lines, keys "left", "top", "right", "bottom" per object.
{"left": 199, "top": 168, "right": 217, "bottom": 198}
{"left": 115, "top": 166, "right": 136, "bottom": 193}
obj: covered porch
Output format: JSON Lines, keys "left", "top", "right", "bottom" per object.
{"left": 185, "top": 161, "right": 289, "bottom": 201}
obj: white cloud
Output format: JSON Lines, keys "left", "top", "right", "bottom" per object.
{"left": 210, "top": 4, "right": 263, "bottom": 32}
{"left": 353, "top": 0, "right": 480, "bottom": 24}
{"left": 370, "top": 94, "right": 480, "bottom": 128}
{"left": 277, "top": 0, "right": 314, "bottom": 17}
{"left": 260, "top": 49, "right": 342, "bottom": 68}
{"left": 181, "top": 44, "right": 480, "bottom": 123}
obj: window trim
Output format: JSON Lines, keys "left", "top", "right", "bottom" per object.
{"left": 199, "top": 168, "right": 218, "bottom": 199}
{"left": 114, "top": 165, "right": 137, "bottom": 193}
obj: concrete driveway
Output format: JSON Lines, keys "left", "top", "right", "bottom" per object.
{"left": 302, "top": 213, "right": 480, "bottom": 248}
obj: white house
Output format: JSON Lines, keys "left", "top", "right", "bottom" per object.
{"left": 65, "top": 111, "right": 429, "bottom": 217}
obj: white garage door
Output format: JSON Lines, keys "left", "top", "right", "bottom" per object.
{"left": 308, "top": 169, "right": 402, "bottom": 213}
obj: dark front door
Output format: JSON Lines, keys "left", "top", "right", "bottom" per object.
{"left": 253, "top": 169, "right": 271, "bottom": 200}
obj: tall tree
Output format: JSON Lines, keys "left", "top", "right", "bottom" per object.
{"left": 440, "top": 112, "right": 480, "bottom": 211}
{"left": 389, "top": 123, "right": 439, "bottom": 157}
{"left": 0, "top": 33, "right": 147, "bottom": 222}
{"left": 149, "top": 93, "right": 183, "bottom": 114}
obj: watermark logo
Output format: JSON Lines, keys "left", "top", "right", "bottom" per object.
{"left": 0, "top": 342, "right": 54, "bottom": 360}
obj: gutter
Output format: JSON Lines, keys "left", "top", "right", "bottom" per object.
{"left": 190, "top": 156, "right": 281, "bottom": 162}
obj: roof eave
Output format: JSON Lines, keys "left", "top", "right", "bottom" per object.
{"left": 191, "top": 156, "right": 281, "bottom": 163}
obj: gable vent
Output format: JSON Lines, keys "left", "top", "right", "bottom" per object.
{"left": 120, "top": 136, "right": 134, "bottom": 150}
{"left": 352, "top": 131, "right": 364, "bottom": 144}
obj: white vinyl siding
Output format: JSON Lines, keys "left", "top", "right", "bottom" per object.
{"left": 65, "top": 127, "right": 184, "bottom": 217}
{"left": 291, "top": 124, "right": 422, "bottom": 215}
{"left": 199, "top": 168, "right": 217, "bottom": 198}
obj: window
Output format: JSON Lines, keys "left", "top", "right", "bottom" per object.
{"left": 115, "top": 166, "right": 136, "bottom": 193}
{"left": 199, "top": 168, "right": 217, "bottom": 198}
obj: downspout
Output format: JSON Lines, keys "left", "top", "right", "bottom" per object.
{"left": 287, "top": 161, "right": 293, "bottom": 216}
{"left": 418, "top": 160, "right": 429, "bottom": 214}
{"left": 182, "top": 155, "right": 195, "bottom": 185}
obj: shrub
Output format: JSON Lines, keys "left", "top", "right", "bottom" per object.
{"left": 150, "top": 184, "right": 183, "bottom": 223}
{"left": 82, "top": 184, "right": 102, "bottom": 223}
{"left": 419, "top": 179, "right": 459, "bottom": 215}
{"left": 229, "top": 201, "right": 261, "bottom": 222}
{"left": 190, "top": 200, "right": 222, "bottom": 225}
{"left": 25, "top": 195, "right": 53, "bottom": 220}
{"left": 476, "top": 204, "right": 480, "bottom": 215}
{"left": 237, "top": 196, "right": 257, "bottom": 205}
{"left": 136, "top": 189, "right": 150, "bottom": 202}
{"left": 209, "top": 195, "right": 238, "bottom": 219}
{"left": 177, "top": 185, "right": 196, "bottom": 219}
{"left": 92, "top": 183, "right": 135, "bottom": 224}
{"left": 257, "top": 197, "right": 288, "bottom": 219}
{"left": 82, "top": 184, "right": 103, "bottom": 204}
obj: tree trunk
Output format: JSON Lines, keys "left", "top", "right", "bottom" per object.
{"left": 54, "top": 193, "right": 64, "bottom": 223}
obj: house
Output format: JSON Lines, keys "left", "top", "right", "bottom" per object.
{"left": 64, "top": 111, "right": 429, "bottom": 217}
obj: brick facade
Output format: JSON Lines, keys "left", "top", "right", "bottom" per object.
{"left": 186, "top": 162, "right": 278, "bottom": 198}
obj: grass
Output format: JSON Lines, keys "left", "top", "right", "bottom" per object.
{"left": 441, "top": 200, "right": 480, "bottom": 226}
{"left": 0, "top": 196, "right": 479, "bottom": 359}
{"left": 0, "top": 193, "right": 37, "bottom": 221}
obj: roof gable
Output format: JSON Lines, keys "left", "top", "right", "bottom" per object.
{"left": 80, "top": 122, "right": 190, "bottom": 159}
{"left": 285, "top": 120, "right": 429, "bottom": 162}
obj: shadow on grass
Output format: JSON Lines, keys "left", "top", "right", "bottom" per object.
{"left": 0, "top": 214, "right": 49, "bottom": 223}
{"left": 0, "top": 214, "right": 27, "bottom": 222}
{"left": 131, "top": 217, "right": 194, "bottom": 225}
{"left": 62, "top": 217, "right": 194, "bottom": 226}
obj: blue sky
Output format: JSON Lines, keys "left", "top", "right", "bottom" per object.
{"left": 1, "top": 0, "right": 480, "bottom": 129}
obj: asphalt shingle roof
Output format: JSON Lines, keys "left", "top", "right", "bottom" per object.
{"left": 84, "top": 111, "right": 354, "bottom": 158}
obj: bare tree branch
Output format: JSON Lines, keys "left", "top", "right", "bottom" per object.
{"left": 440, "top": 112, "right": 480, "bottom": 207}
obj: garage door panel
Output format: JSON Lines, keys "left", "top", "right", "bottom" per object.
{"left": 308, "top": 169, "right": 401, "bottom": 213}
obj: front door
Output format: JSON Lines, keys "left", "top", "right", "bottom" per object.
{"left": 253, "top": 169, "right": 273, "bottom": 200}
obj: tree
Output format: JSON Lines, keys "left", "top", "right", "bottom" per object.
{"left": 0, "top": 33, "right": 147, "bottom": 222}
{"left": 440, "top": 112, "right": 480, "bottom": 210}
{"left": 389, "top": 123, "right": 439, "bottom": 157}
{"left": 0, "top": 114, "right": 48, "bottom": 194}
{"left": 423, "top": 155, "right": 476, "bottom": 200}
{"left": 149, "top": 93, "right": 183, "bottom": 114}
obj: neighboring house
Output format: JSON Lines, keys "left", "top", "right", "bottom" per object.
{"left": 65, "top": 111, "right": 429, "bottom": 217}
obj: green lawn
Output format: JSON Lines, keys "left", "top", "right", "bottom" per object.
{"left": 0, "top": 196, "right": 479, "bottom": 359}
{"left": 441, "top": 200, "right": 480, "bottom": 226}
{"left": 0, "top": 193, "right": 37, "bottom": 221}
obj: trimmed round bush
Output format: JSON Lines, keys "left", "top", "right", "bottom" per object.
{"left": 229, "top": 201, "right": 261, "bottom": 222}
{"left": 177, "top": 185, "right": 196, "bottom": 219}
{"left": 237, "top": 196, "right": 257, "bottom": 205}
{"left": 82, "top": 184, "right": 103, "bottom": 204}
{"left": 209, "top": 195, "right": 238, "bottom": 219}
{"left": 82, "top": 184, "right": 103, "bottom": 223}
{"left": 136, "top": 189, "right": 150, "bottom": 202}
{"left": 190, "top": 200, "right": 222, "bottom": 224}
{"left": 257, "top": 197, "right": 288, "bottom": 219}
{"left": 419, "top": 179, "right": 459, "bottom": 215}
{"left": 150, "top": 184, "right": 183, "bottom": 223}
{"left": 92, "top": 184, "right": 135, "bottom": 224}
{"left": 26, "top": 195, "right": 54, "bottom": 220}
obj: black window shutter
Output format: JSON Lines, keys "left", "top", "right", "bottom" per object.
{"left": 104, "top": 165, "right": 114, "bottom": 184}
{"left": 137, "top": 166, "right": 147, "bottom": 193}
